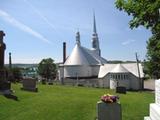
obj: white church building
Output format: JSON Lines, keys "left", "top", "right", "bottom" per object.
{"left": 58, "top": 15, "right": 144, "bottom": 90}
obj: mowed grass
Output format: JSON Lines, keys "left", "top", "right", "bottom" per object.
{"left": 0, "top": 84, "right": 154, "bottom": 120}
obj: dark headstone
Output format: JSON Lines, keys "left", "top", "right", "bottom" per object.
{"left": 21, "top": 78, "right": 38, "bottom": 92}
{"left": 0, "top": 81, "right": 11, "bottom": 90}
{"left": 48, "top": 82, "right": 53, "bottom": 85}
{"left": 97, "top": 102, "right": 122, "bottom": 120}
{"left": 116, "top": 86, "right": 126, "bottom": 94}
{"left": 42, "top": 79, "right": 46, "bottom": 84}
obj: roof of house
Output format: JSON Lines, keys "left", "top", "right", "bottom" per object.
{"left": 98, "top": 63, "right": 144, "bottom": 78}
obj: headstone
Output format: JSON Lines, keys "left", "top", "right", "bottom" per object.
{"left": 116, "top": 86, "right": 126, "bottom": 94}
{"left": 144, "top": 80, "right": 160, "bottom": 120}
{"left": 155, "top": 80, "right": 160, "bottom": 105}
{"left": 21, "top": 78, "right": 38, "bottom": 92}
{"left": 97, "top": 102, "right": 122, "bottom": 120}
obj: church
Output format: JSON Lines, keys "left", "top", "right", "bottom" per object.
{"left": 58, "top": 15, "right": 144, "bottom": 90}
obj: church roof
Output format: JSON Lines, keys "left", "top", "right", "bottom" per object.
{"left": 64, "top": 44, "right": 107, "bottom": 66}
{"left": 110, "top": 64, "right": 129, "bottom": 73}
{"left": 98, "top": 63, "right": 144, "bottom": 78}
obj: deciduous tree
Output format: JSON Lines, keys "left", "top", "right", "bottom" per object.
{"left": 115, "top": 0, "right": 160, "bottom": 78}
{"left": 38, "top": 58, "right": 57, "bottom": 82}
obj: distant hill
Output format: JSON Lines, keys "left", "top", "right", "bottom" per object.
{"left": 5, "top": 64, "right": 38, "bottom": 68}
{"left": 107, "top": 60, "right": 137, "bottom": 64}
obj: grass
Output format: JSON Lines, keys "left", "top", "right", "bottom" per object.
{"left": 0, "top": 84, "right": 154, "bottom": 120}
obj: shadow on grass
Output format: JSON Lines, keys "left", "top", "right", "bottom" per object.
{"left": 3, "top": 94, "right": 19, "bottom": 101}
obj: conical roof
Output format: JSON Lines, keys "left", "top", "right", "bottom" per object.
{"left": 64, "top": 44, "right": 107, "bottom": 66}
{"left": 110, "top": 64, "right": 129, "bottom": 73}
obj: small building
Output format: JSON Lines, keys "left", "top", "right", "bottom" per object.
{"left": 98, "top": 63, "right": 144, "bottom": 90}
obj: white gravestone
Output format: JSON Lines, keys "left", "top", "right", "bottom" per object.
{"left": 155, "top": 80, "right": 160, "bottom": 105}
{"left": 144, "top": 80, "right": 160, "bottom": 120}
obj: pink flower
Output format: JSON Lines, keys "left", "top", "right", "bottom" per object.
{"left": 100, "top": 94, "right": 119, "bottom": 103}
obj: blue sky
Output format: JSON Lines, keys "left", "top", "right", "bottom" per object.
{"left": 0, "top": 0, "right": 151, "bottom": 64}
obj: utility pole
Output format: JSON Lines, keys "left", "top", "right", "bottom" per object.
{"left": 135, "top": 53, "right": 143, "bottom": 90}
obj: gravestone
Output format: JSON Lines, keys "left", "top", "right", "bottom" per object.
{"left": 144, "top": 80, "right": 160, "bottom": 120}
{"left": 155, "top": 80, "right": 160, "bottom": 105}
{"left": 97, "top": 102, "right": 122, "bottom": 120}
{"left": 116, "top": 86, "right": 126, "bottom": 94}
{"left": 21, "top": 78, "right": 38, "bottom": 92}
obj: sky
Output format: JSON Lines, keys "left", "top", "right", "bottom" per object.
{"left": 0, "top": 0, "right": 152, "bottom": 64}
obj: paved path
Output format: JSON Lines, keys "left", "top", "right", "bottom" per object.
{"left": 144, "top": 79, "right": 155, "bottom": 90}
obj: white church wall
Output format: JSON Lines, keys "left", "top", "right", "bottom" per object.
{"left": 91, "top": 65, "right": 100, "bottom": 76}
{"left": 118, "top": 79, "right": 130, "bottom": 89}
{"left": 58, "top": 66, "right": 64, "bottom": 80}
{"left": 100, "top": 73, "right": 141, "bottom": 90}
{"left": 98, "top": 74, "right": 110, "bottom": 88}
{"left": 109, "top": 73, "right": 131, "bottom": 89}
{"left": 64, "top": 65, "right": 92, "bottom": 78}
{"left": 129, "top": 74, "right": 141, "bottom": 90}
{"left": 63, "top": 78, "right": 99, "bottom": 87}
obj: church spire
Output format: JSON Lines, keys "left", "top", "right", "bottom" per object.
{"left": 91, "top": 12, "right": 101, "bottom": 56}
{"left": 93, "top": 12, "right": 97, "bottom": 34}
{"left": 76, "top": 31, "right": 81, "bottom": 46}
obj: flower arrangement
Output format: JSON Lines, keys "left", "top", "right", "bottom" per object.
{"left": 101, "top": 94, "right": 119, "bottom": 103}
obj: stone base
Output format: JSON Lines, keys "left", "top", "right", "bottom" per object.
{"left": 150, "top": 103, "right": 160, "bottom": 120}
{"left": 0, "top": 81, "right": 11, "bottom": 91}
{"left": 144, "top": 103, "right": 160, "bottom": 120}
{"left": 21, "top": 87, "right": 38, "bottom": 92}
{"left": 144, "top": 117, "right": 151, "bottom": 120}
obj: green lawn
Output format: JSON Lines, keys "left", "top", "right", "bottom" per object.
{"left": 0, "top": 84, "right": 154, "bottom": 120}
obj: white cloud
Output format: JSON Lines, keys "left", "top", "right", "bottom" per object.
{"left": 122, "top": 39, "right": 136, "bottom": 45}
{"left": 23, "top": 0, "right": 64, "bottom": 40}
{"left": 0, "top": 9, "right": 52, "bottom": 44}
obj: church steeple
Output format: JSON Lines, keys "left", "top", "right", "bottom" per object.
{"left": 93, "top": 12, "right": 97, "bottom": 34}
{"left": 92, "top": 13, "right": 101, "bottom": 56}
{"left": 76, "top": 31, "right": 81, "bottom": 46}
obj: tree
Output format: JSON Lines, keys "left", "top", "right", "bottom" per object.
{"left": 115, "top": 0, "right": 160, "bottom": 78}
{"left": 37, "top": 58, "right": 57, "bottom": 82}
{"left": 146, "top": 35, "right": 160, "bottom": 78}
{"left": 115, "top": 0, "right": 160, "bottom": 33}
{"left": 11, "top": 67, "right": 22, "bottom": 82}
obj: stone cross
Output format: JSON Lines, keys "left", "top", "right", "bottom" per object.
{"left": 0, "top": 31, "right": 6, "bottom": 69}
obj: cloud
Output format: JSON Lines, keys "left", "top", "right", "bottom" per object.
{"left": 122, "top": 39, "right": 136, "bottom": 45}
{"left": 23, "top": 0, "right": 63, "bottom": 40}
{"left": 0, "top": 9, "right": 52, "bottom": 44}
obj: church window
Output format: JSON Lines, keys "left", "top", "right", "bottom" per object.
{"left": 118, "top": 74, "right": 120, "bottom": 80}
